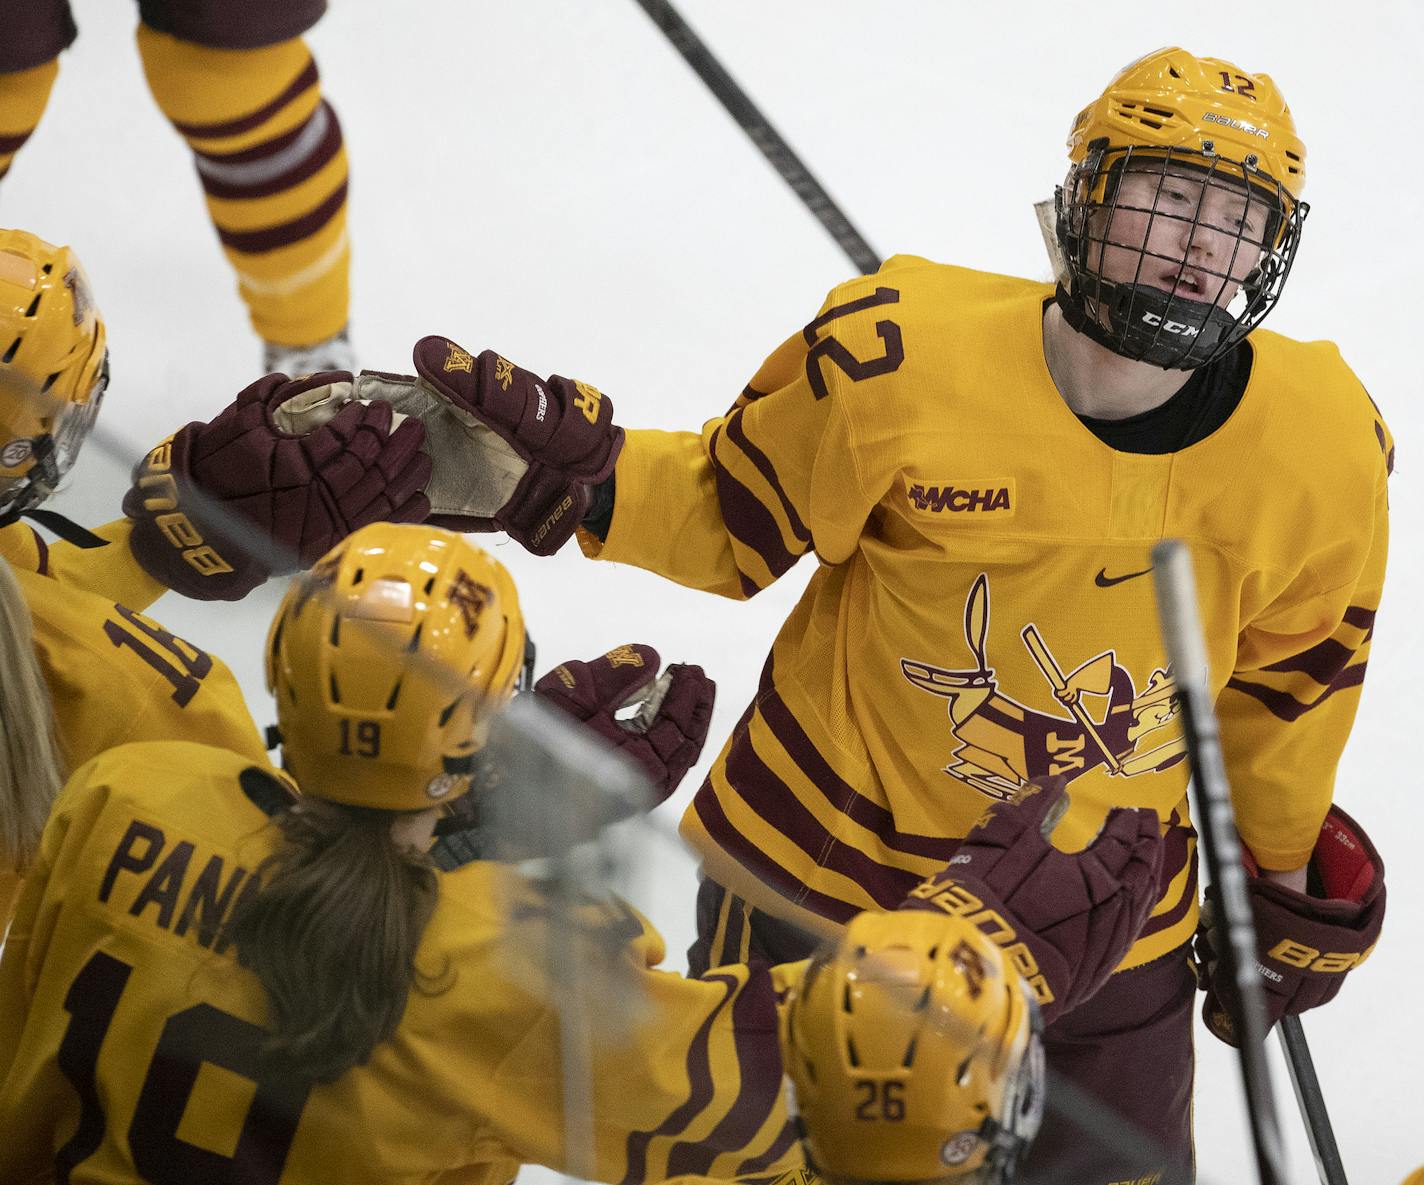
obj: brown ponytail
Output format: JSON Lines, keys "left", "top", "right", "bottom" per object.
{"left": 0, "top": 558, "right": 63, "bottom": 873}
{"left": 222, "top": 797, "right": 442, "bottom": 1084}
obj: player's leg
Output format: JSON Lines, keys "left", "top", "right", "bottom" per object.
{"left": 1019, "top": 945, "right": 1197, "bottom": 1184}
{"left": 0, "top": 0, "right": 72, "bottom": 181}
{"left": 134, "top": 0, "right": 351, "bottom": 369}
{"left": 687, "top": 878, "right": 745, "bottom": 976}
{"left": 687, "top": 877, "right": 819, "bottom": 975}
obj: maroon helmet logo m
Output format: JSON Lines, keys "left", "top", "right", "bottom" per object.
{"left": 448, "top": 571, "right": 493, "bottom": 639}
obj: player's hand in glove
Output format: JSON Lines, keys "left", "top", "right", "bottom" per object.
{"left": 900, "top": 776, "right": 1164, "bottom": 1025}
{"left": 123, "top": 371, "right": 431, "bottom": 601}
{"left": 1197, "top": 803, "right": 1385, "bottom": 1047}
{"left": 402, "top": 336, "right": 623, "bottom": 555}
{"left": 534, "top": 643, "right": 714, "bottom": 807}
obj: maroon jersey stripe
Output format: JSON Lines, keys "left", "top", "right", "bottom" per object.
{"left": 709, "top": 424, "right": 800, "bottom": 583}
{"left": 724, "top": 409, "right": 811, "bottom": 546}
{"left": 618, "top": 971, "right": 738, "bottom": 1185}
{"left": 1138, "top": 829, "right": 1197, "bottom": 938}
{"left": 29, "top": 525, "right": 49, "bottom": 576}
{"left": 665, "top": 963, "right": 784, "bottom": 1177}
{"left": 757, "top": 688, "right": 962, "bottom": 862}
{"left": 1225, "top": 662, "right": 1367, "bottom": 722}
{"left": 1261, "top": 634, "right": 1359, "bottom": 684}
{"left": 720, "top": 721, "right": 924, "bottom": 907}
{"left": 1343, "top": 605, "right": 1377, "bottom": 632}
{"left": 170, "top": 58, "right": 319, "bottom": 139}
{"left": 717, "top": 894, "right": 747, "bottom": 968}
{"left": 0, "top": 130, "right": 34, "bottom": 154}
{"left": 691, "top": 789, "right": 859, "bottom": 924}
{"left": 216, "top": 180, "right": 347, "bottom": 254}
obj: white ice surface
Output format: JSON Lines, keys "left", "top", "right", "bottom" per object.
{"left": 6, "top": 0, "right": 1421, "bottom": 1179}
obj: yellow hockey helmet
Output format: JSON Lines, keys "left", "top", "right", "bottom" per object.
{"left": 786, "top": 911, "right": 1044, "bottom": 1185}
{"left": 1068, "top": 46, "right": 1305, "bottom": 203}
{"left": 1055, "top": 49, "right": 1309, "bottom": 370}
{"left": 0, "top": 228, "right": 108, "bottom": 523}
{"left": 265, "top": 523, "right": 526, "bottom": 811}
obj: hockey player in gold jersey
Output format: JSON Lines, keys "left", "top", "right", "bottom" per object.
{"left": 0, "top": 556, "right": 267, "bottom": 927}
{"left": 0, "top": 522, "right": 1171, "bottom": 1184}
{"left": 401, "top": 47, "right": 1392, "bottom": 1181}
{"left": 0, "top": 0, "right": 354, "bottom": 369}
{"left": 0, "top": 227, "right": 432, "bottom": 936}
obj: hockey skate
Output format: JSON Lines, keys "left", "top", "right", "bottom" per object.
{"left": 262, "top": 326, "right": 356, "bottom": 376}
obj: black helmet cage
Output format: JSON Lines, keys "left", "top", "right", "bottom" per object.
{"left": 1054, "top": 139, "right": 1309, "bottom": 370}
{"left": 980, "top": 989, "right": 1045, "bottom": 1182}
{"left": 0, "top": 349, "right": 109, "bottom": 526}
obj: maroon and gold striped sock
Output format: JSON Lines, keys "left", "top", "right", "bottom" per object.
{"left": 136, "top": 26, "right": 349, "bottom": 348}
{"left": 0, "top": 59, "right": 60, "bottom": 183}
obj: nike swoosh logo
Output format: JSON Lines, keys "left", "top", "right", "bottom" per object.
{"left": 1095, "top": 566, "right": 1153, "bottom": 588}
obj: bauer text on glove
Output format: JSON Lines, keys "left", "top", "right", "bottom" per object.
{"left": 900, "top": 776, "right": 1165, "bottom": 1025}
{"left": 1197, "top": 802, "right": 1384, "bottom": 1047}
{"left": 123, "top": 371, "right": 431, "bottom": 600}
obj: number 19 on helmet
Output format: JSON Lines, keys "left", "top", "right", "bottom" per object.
{"left": 265, "top": 523, "right": 527, "bottom": 811}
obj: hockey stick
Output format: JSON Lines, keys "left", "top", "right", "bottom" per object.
{"left": 1151, "top": 540, "right": 1289, "bottom": 1185}
{"left": 1279, "top": 1014, "right": 1349, "bottom": 1185}
{"left": 630, "top": 0, "right": 882, "bottom": 276}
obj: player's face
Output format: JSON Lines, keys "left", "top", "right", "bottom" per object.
{"left": 1090, "top": 167, "right": 1269, "bottom": 308}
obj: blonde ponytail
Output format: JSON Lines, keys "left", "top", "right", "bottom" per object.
{"left": 0, "top": 558, "right": 63, "bottom": 872}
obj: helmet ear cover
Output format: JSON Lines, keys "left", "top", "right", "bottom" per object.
{"left": 0, "top": 352, "right": 109, "bottom": 525}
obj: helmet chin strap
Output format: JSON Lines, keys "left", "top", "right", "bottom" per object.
{"left": 18, "top": 508, "right": 110, "bottom": 548}
{"left": 1053, "top": 280, "right": 1238, "bottom": 371}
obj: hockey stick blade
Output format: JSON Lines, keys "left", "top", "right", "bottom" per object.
{"left": 1151, "top": 540, "right": 1289, "bottom": 1185}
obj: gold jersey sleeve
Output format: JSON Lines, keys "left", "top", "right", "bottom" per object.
{"left": 592, "top": 255, "right": 1390, "bottom": 969}
{"left": 0, "top": 517, "right": 166, "bottom": 611}
{"left": 579, "top": 294, "right": 889, "bottom": 597}
{"left": 0, "top": 742, "right": 808, "bottom": 1185}
{"left": 1216, "top": 397, "right": 1391, "bottom": 871}
{"left": 14, "top": 565, "right": 268, "bottom": 775}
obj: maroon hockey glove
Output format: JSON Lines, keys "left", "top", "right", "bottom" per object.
{"left": 123, "top": 371, "right": 432, "bottom": 600}
{"left": 411, "top": 335, "right": 623, "bottom": 555}
{"left": 900, "top": 776, "right": 1164, "bottom": 1025}
{"left": 534, "top": 643, "right": 715, "bottom": 807}
{"left": 1197, "top": 804, "right": 1385, "bottom": 1047}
